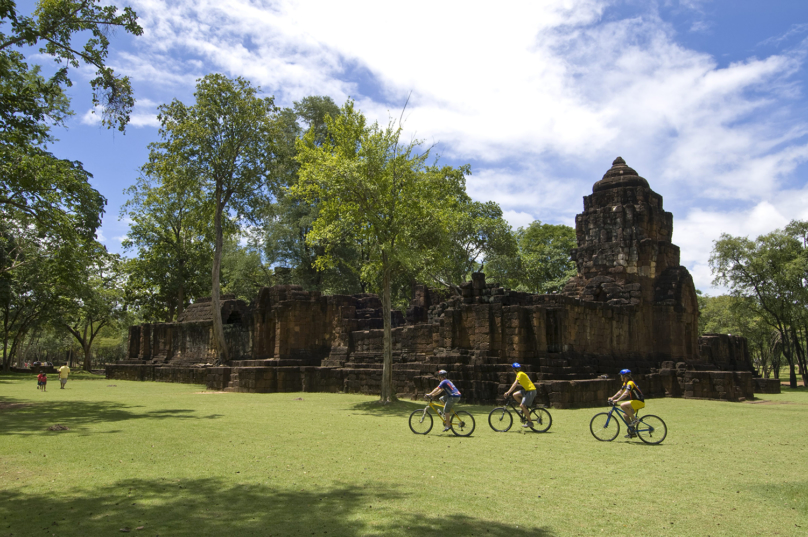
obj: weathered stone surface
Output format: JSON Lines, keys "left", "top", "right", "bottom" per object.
{"left": 110, "top": 158, "right": 766, "bottom": 407}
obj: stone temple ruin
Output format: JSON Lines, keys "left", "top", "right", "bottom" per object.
{"left": 108, "top": 158, "right": 781, "bottom": 407}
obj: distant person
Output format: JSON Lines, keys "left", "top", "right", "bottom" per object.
{"left": 58, "top": 364, "right": 70, "bottom": 389}
{"left": 504, "top": 362, "right": 537, "bottom": 428}
{"left": 608, "top": 369, "right": 645, "bottom": 438}
{"left": 425, "top": 370, "right": 462, "bottom": 432}
{"left": 37, "top": 372, "right": 47, "bottom": 392}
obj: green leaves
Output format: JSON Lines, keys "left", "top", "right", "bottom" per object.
{"left": 485, "top": 221, "right": 576, "bottom": 294}
{"left": 1, "top": 0, "right": 143, "bottom": 133}
{"left": 710, "top": 223, "right": 808, "bottom": 385}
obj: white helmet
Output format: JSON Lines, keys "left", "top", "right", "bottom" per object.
{"left": 437, "top": 370, "right": 448, "bottom": 376}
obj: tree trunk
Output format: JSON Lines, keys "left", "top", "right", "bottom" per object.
{"left": 379, "top": 250, "right": 396, "bottom": 403}
{"left": 82, "top": 343, "right": 92, "bottom": 371}
{"left": 2, "top": 332, "right": 8, "bottom": 372}
{"left": 792, "top": 327, "right": 808, "bottom": 387}
{"left": 211, "top": 193, "right": 229, "bottom": 364}
{"left": 780, "top": 327, "right": 797, "bottom": 388}
{"left": 177, "top": 276, "right": 185, "bottom": 321}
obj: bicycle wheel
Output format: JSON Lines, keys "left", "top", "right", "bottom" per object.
{"left": 636, "top": 415, "right": 667, "bottom": 445}
{"left": 488, "top": 407, "right": 513, "bottom": 432}
{"left": 450, "top": 410, "right": 476, "bottom": 436}
{"left": 528, "top": 408, "right": 552, "bottom": 433}
{"left": 409, "top": 408, "right": 433, "bottom": 434}
{"left": 590, "top": 412, "right": 619, "bottom": 441}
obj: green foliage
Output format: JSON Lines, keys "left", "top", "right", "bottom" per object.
{"left": 486, "top": 220, "right": 576, "bottom": 294}
{"left": 261, "top": 96, "right": 364, "bottom": 294}
{"left": 0, "top": 2, "right": 140, "bottom": 367}
{"left": 0, "top": 1, "right": 141, "bottom": 245}
{"left": 120, "top": 170, "right": 213, "bottom": 323}
{"left": 0, "top": 213, "right": 91, "bottom": 370}
{"left": 698, "top": 294, "right": 783, "bottom": 378}
{"left": 0, "top": 0, "right": 143, "bottom": 134}
{"left": 53, "top": 247, "right": 127, "bottom": 370}
{"left": 220, "top": 235, "right": 274, "bottom": 302}
{"left": 420, "top": 199, "right": 517, "bottom": 292}
{"left": 294, "top": 100, "right": 468, "bottom": 401}
{"left": 710, "top": 223, "right": 808, "bottom": 385}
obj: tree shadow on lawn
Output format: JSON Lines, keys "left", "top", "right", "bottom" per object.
{"left": 350, "top": 399, "right": 490, "bottom": 419}
{"left": 0, "top": 477, "right": 556, "bottom": 536}
{"left": 0, "top": 398, "right": 222, "bottom": 436}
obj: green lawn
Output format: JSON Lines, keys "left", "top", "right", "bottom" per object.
{"left": 1, "top": 373, "right": 806, "bottom": 536}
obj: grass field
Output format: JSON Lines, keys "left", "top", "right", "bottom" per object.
{"left": 1, "top": 373, "right": 806, "bottom": 536}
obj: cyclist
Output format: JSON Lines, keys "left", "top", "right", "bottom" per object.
{"left": 608, "top": 369, "right": 645, "bottom": 437}
{"left": 504, "top": 362, "right": 537, "bottom": 428}
{"left": 426, "top": 370, "right": 462, "bottom": 432}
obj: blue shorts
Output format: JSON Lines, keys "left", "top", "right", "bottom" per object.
{"left": 520, "top": 389, "right": 537, "bottom": 407}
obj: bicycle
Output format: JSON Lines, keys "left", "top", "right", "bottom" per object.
{"left": 589, "top": 403, "right": 667, "bottom": 444}
{"left": 488, "top": 397, "right": 552, "bottom": 433}
{"left": 408, "top": 395, "right": 476, "bottom": 436}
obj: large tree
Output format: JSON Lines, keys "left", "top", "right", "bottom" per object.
{"left": 56, "top": 249, "right": 125, "bottom": 371}
{"left": 120, "top": 170, "right": 213, "bottom": 322}
{"left": 1, "top": 1, "right": 141, "bottom": 244}
{"left": 148, "top": 74, "right": 278, "bottom": 363}
{"left": 710, "top": 226, "right": 808, "bottom": 388}
{"left": 0, "top": 214, "right": 88, "bottom": 371}
{"left": 294, "top": 100, "right": 467, "bottom": 403}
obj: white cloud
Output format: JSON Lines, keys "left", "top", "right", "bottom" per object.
{"left": 80, "top": 98, "right": 160, "bottom": 128}
{"left": 675, "top": 199, "right": 800, "bottom": 292}
{"left": 502, "top": 210, "right": 536, "bottom": 230}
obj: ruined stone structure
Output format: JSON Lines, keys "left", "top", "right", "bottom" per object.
{"left": 109, "top": 158, "right": 776, "bottom": 406}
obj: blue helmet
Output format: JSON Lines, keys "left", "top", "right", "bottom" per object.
{"left": 619, "top": 369, "right": 631, "bottom": 376}
{"left": 511, "top": 363, "right": 521, "bottom": 369}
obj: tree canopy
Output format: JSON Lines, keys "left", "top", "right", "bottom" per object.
{"left": 710, "top": 223, "right": 808, "bottom": 387}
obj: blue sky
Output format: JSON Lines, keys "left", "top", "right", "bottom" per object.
{"left": 23, "top": 0, "right": 808, "bottom": 293}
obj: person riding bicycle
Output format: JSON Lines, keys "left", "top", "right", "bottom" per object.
{"left": 426, "top": 370, "right": 462, "bottom": 432}
{"left": 504, "top": 363, "right": 537, "bottom": 428}
{"left": 608, "top": 369, "right": 645, "bottom": 438}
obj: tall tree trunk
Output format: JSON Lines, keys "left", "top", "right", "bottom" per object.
{"left": 2, "top": 333, "right": 9, "bottom": 372}
{"left": 792, "top": 326, "right": 808, "bottom": 387}
{"left": 781, "top": 328, "right": 798, "bottom": 388}
{"left": 379, "top": 250, "right": 396, "bottom": 403}
{"left": 211, "top": 193, "right": 229, "bottom": 364}
{"left": 177, "top": 275, "right": 185, "bottom": 321}
{"left": 82, "top": 342, "right": 92, "bottom": 371}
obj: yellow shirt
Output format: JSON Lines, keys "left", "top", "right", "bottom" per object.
{"left": 622, "top": 380, "right": 641, "bottom": 400}
{"left": 58, "top": 366, "right": 70, "bottom": 379}
{"left": 516, "top": 371, "right": 536, "bottom": 391}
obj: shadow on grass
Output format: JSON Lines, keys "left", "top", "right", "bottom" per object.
{"left": 349, "top": 399, "right": 428, "bottom": 417}
{"left": 350, "top": 399, "right": 491, "bottom": 419}
{"left": 0, "top": 478, "right": 556, "bottom": 536}
{"left": 752, "top": 480, "right": 808, "bottom": 517}
{"left": 0, "top": 399, "right": 222, "bottom": 436}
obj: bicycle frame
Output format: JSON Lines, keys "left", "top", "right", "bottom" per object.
{"left": 604, "top": 403, "right": 640, "bottom": 429}
{"left": 421, "top": 397, "right": 459, "bottom": 425}
{"left": 503, "top": 397, "right": 536, "bottom": 421}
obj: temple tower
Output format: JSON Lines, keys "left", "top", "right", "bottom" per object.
{"left": 563, "top": 157, "right": 685, "bottom": 305}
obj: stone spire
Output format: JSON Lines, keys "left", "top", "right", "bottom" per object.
{"left": 592, "top": 156, "right": 650, "bottom": 193}
{"left": 562, "top": 157, "right": 681, "bottom": 305}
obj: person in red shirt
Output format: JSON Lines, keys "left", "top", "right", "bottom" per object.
{"left": 37, "top": 373, "right": 47, "bottom": 391}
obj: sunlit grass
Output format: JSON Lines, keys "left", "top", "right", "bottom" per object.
{"left": 1, "top": 373, "right": 806, "bottom": 536}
